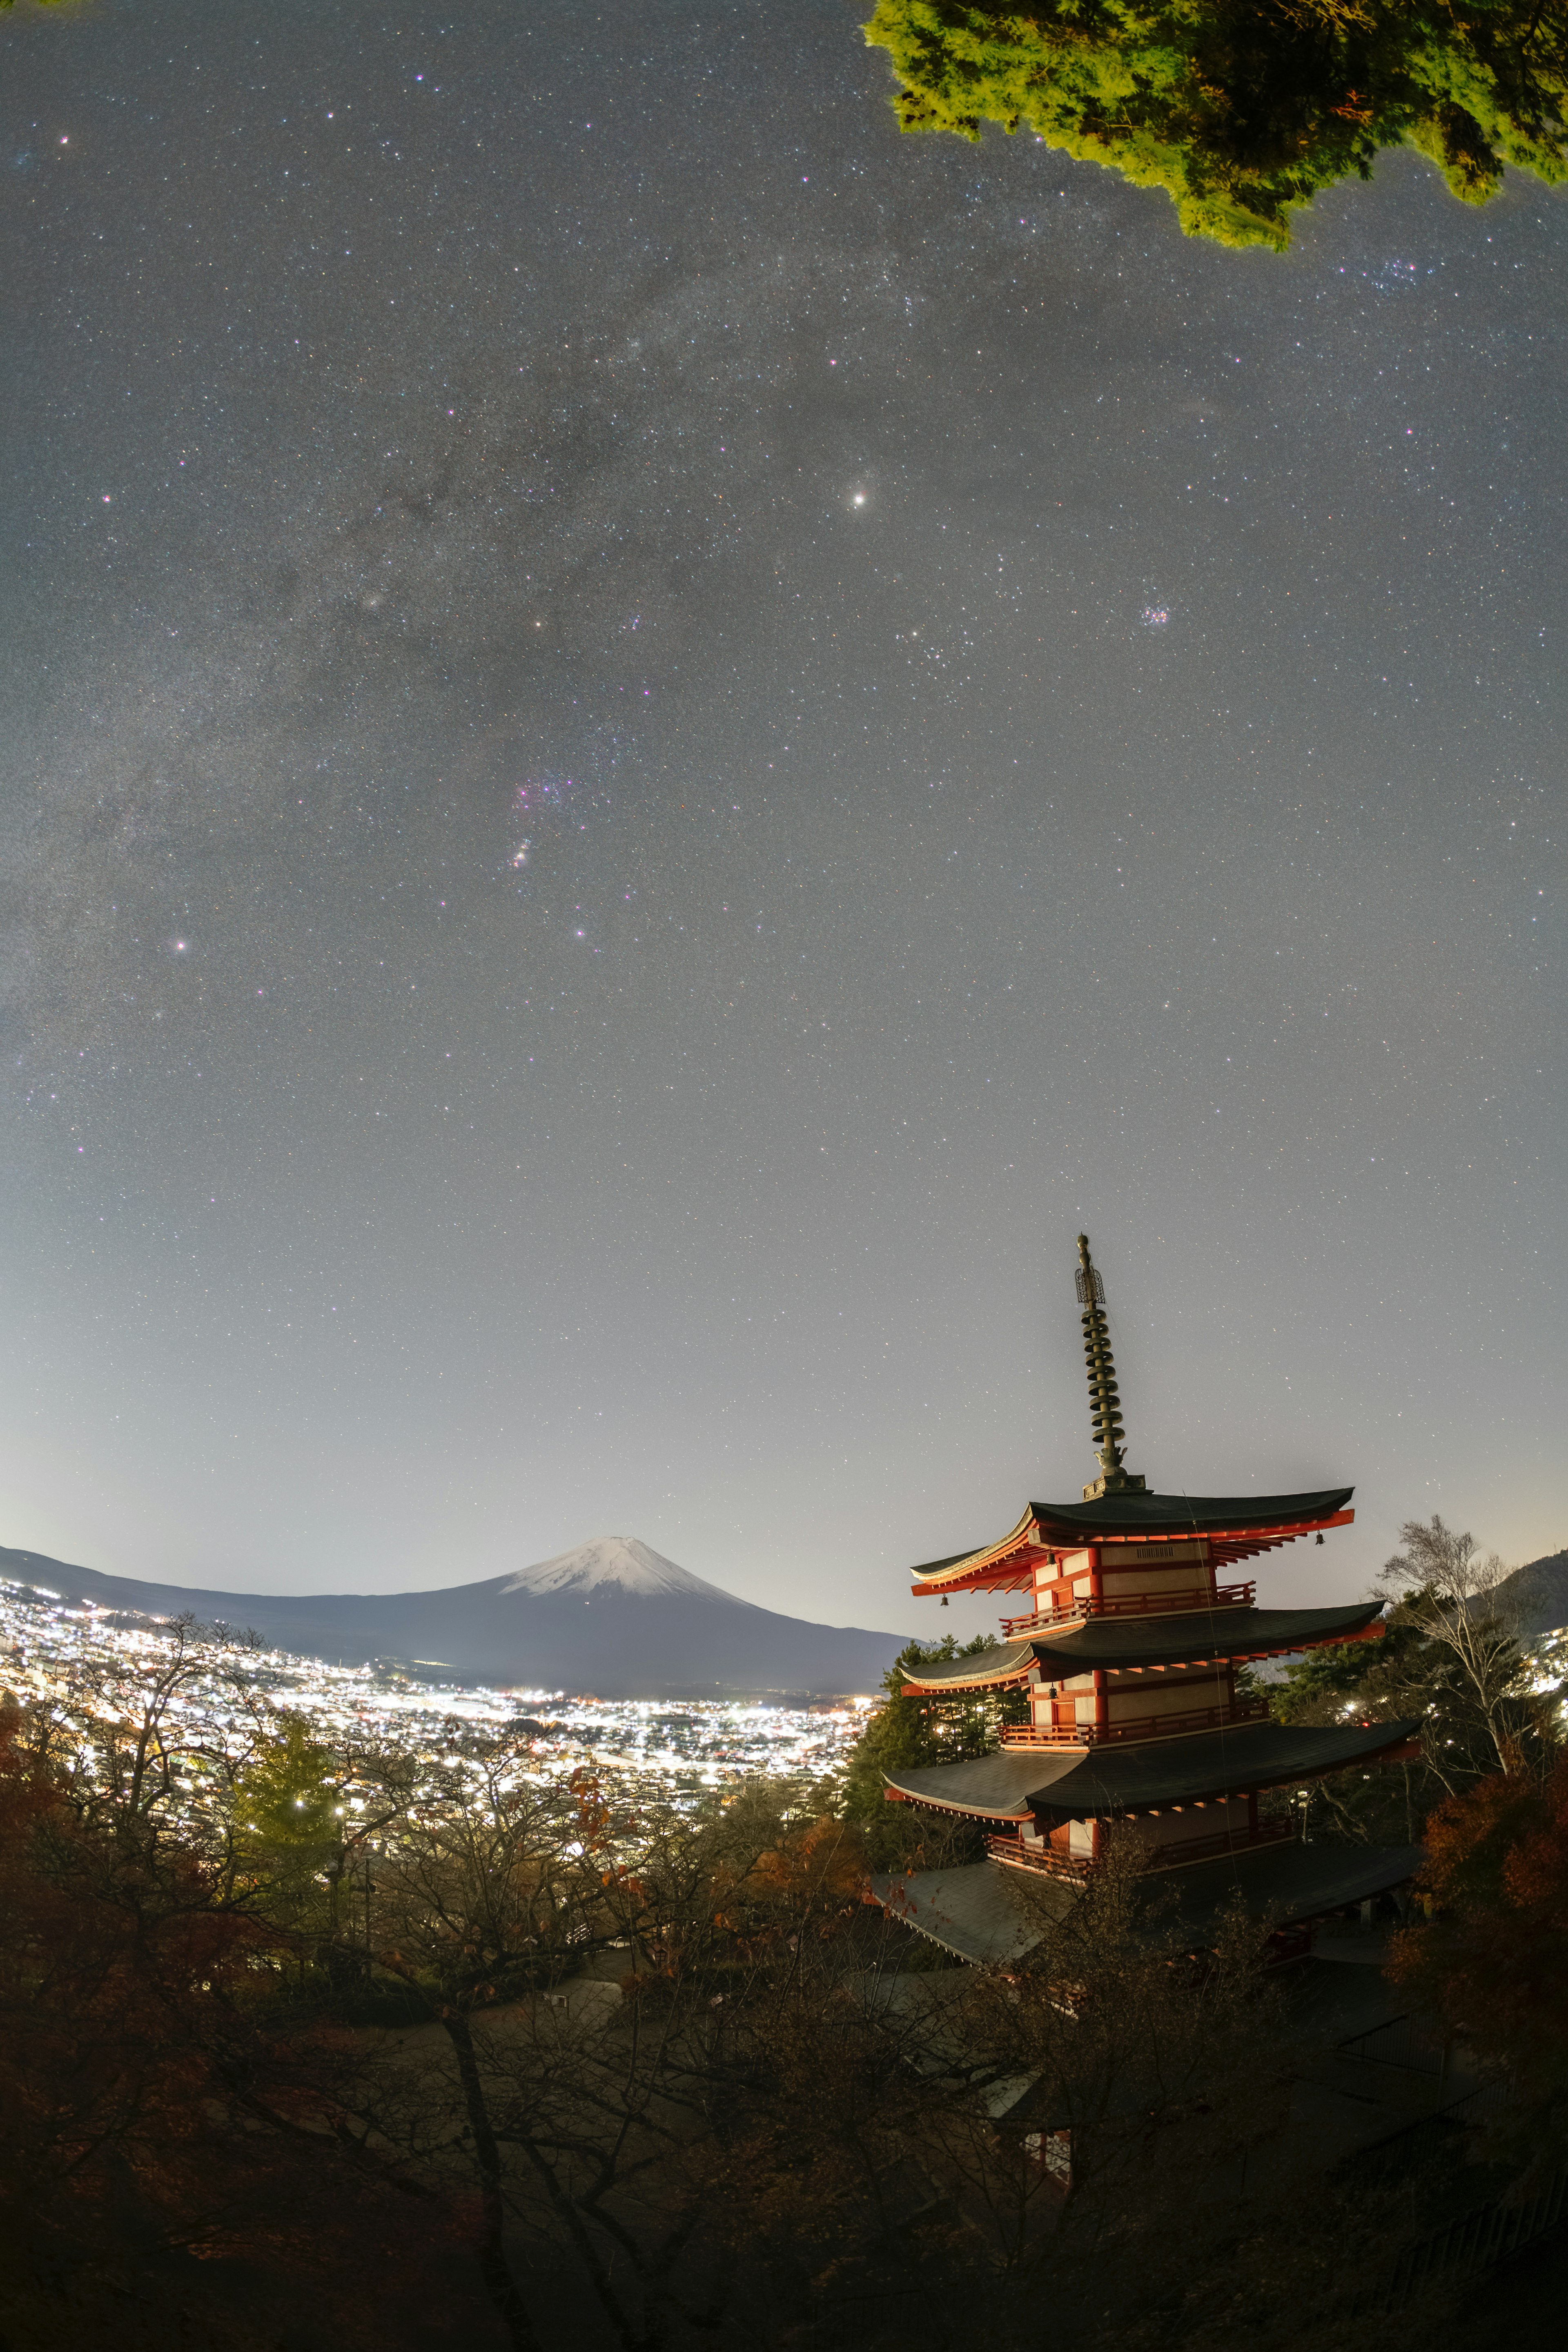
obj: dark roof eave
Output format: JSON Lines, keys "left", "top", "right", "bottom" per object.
{"left": 898, "top": 1601, "right": 1386, "bottom": 1690}
{"left": 882, "top": 1716, "right": 1422, "bottom": 1821}
{"left": 1028, "top": 1487, "right": 1355, "bottom": 1539}
{"left": 870, "top": 1841, "right": 1425, "bottom": 1966}
{"left": 909, "top": 1488, "right": 1356, "bottom": 1591}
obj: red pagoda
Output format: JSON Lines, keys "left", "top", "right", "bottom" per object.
{"left": 876, "top": 1235, "right": 1422, "bottom": 1964}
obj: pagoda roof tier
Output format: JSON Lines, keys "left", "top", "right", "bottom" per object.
{"left": 882, "top": 1716, "right": 1420, "bottom": 1823}
{"left": 909, "top": 1487, "right": 1355, "bottom": 1594}
{"left": 898, "top": 1601, "right": 1385, "bottom": 1691}
{"left": 872, "top": 1840, "right": 1425, "bottom": 1969}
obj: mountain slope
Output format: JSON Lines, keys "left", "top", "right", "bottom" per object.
{"left": 0, "top": 1537, "right": 908, "bottom": 1697}
{"left": 1493, "top": 1548, "right": 1568, "bottom": 1642}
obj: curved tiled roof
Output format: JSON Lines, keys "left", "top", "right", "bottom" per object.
{"left": 1027, "top": 1487, "right": 1355, "bottom": 1543}
{"left": 898, "top": 1601, "right": 1385, "bottom": 1690}
{"left": 882, "top": 1716, "right": 1420, "bottom": 1821}
{"left": 910, "top": 1487, "right": 1355, "bottom": 1591}
{"left": 872, "top": 1839, "right": 1425, "bottom": 1967}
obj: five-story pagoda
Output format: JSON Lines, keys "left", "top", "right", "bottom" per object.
{"left": 876, "top": 1236, "right": 1423, "bottom": 1965}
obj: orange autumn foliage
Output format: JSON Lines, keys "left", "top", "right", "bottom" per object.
{"left": 1389, "top": 1751, "right": 1568, "bottom": 2138}
{"left": 752, "top": 1813, "right": 869, "bottom": 1904}
{"left": 711, "top": 1815, "right": 867, "bottom": 1944}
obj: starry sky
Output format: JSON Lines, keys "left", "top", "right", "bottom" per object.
{"left": 2, "top": 0, "right": 1563, "bottom": 1638}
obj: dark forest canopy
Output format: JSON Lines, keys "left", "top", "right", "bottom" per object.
{"left": 862, "top": 0, "right": 1568, "bottom": 250}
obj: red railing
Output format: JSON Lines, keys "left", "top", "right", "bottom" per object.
{"left": 985, "top": 1835, "right": 1093, "bottom": 1882}
{"left": 997, "top": 1698, "right": 1271, "bottom": 1750}
{"left": 988, "top": 1814, "right": 1293, "bottom": 1879}
{"left": 999, "top": 1582, "right": 1256, "bottom": 1638}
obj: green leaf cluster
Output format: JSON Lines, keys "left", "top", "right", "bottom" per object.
{"left": 840, "top": 1633, "right": 1022, "bottom": 1866}
{"left": 228, "top": 1712, "right": 346, "bottom": 1860}
{"left": 863, "top": 0, "right": 1568, "bottom": 249}
{"left": 1241, "top": 1613, "right": 1428, "bottom": 1728}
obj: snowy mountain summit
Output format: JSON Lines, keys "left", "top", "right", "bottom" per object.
{"left": 499, "top": 1536, "right": 747, "bottom": 1606}
{"left": 4, "top": 1531, "right": 906, "bottom": 1696}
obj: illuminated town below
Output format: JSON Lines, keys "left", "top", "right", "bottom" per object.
{"left": 0, "top": 1571, "right": 875, "bottom": 1806}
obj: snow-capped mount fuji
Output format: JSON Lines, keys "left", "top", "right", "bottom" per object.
{"left": 500, "top": 1537, "right": 741, "bottom": 1604}
{"left": 0, "top": 1536, "right": 908, "bottom": 1697}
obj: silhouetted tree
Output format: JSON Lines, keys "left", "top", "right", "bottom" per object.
{"left": 1241, "top": 1514, "right": 1564, "bottom": 1845}
{"left": 328, "top": 1757, "right": 923, "bottom": 2350}
{"left": 2, "top": 1645, "right": 1486, "bottom": 2352}
{"left": 0, "top": 1694, "right": 484, "bottom": 2352}
{"left": 1390, "top": 1749, "right": 1568, "bottom": 2174}
{"left": 1374, "top": 1514, "right": 1557, "bottom": 1776}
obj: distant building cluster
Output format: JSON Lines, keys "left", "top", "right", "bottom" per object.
{"left": 0, "top": 1573, "right": 876, "bottom": 1806}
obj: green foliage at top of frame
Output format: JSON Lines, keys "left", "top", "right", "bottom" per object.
{"left": 862, "top": 0, "right": 1568, "bottom": 250}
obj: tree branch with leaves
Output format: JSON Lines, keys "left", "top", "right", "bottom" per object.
{"left": 863, "top": 0, "right": 1568, "bottom": 251}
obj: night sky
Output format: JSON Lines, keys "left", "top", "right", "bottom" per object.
{"left": 3, "top": 0, "right": 1563, "bottom": 1639}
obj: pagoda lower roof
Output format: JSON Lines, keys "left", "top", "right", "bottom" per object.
{"left": 899, "top": 1601, "right": 1385, "bottom": 1690}
{"left": 882, "top": 1716, "right": 1420, "bottom": 1822}
{"left": 872, "top": 1840, "right": 1425, "bottom": 1968}
{"left": 910, "top": 1487, "right": 1355, "bottom": 1593}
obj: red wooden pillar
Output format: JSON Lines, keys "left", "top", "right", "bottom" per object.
{"left": 1087, "top": 1546, "right": 1108, "bottom": 1737}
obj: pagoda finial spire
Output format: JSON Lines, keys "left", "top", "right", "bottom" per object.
{"left": 1075, "top": 1233, "right": 1146, "bottom": 1500}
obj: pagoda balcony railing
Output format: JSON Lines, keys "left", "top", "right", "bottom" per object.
{"left": 984, "top": 1836, "right": 1094, "bottom": 1882}
{"left": 987, "top": 1814, "right": 1293, "bottom": 1880}
{"left": 998, "top": 1698, "right": 1272, "bottom": 1750}
{"left": 1130, "top": 1815, "right": 1294, "bottom": 1869}
{"left": 998, "top": 1582, "right": 1256, "bottom": 1638}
